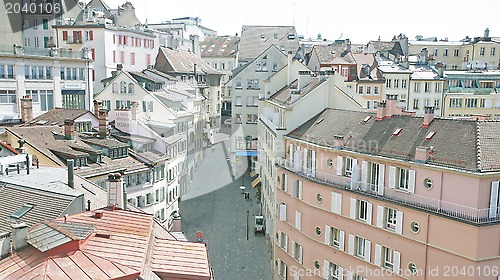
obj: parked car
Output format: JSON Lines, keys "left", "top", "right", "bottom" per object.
{"left": 224, "top": 119, "right": 232, "bottom": 126}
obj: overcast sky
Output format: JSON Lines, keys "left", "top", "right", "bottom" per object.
{"left": 104, "top": 0, "right": 499, "bottom": 43}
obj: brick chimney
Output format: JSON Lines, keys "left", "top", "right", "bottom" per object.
{"left": 436, "top": 61, "right": 444, "bottom": 77}
{"left": 64, "top": 119, "right": 75, "bottom": 140}
{"left": 98, "top": 109, "right": 108, "bottom": 138}
{"left": 385, "top": 94, "right": 399, "bottom": 118}
{"left": 333, "top": 135, "right": 344, "bottom": 150}
{"left": 376, "top": 100, "right": 386, "bottom": 120}
{"left": 107, "top": 173, "right": 125, "bottom": 209}
{"left": 171, "top": 212, "right": 182, "bottom": 232}
{"left": 415, "top": 146, "right": 431, "bottom": 163}
{"left": 20, "top": 96, "right": 33, "bottom": 123}
{"left": 93, "top": 99, "right": 102, "bottom": 116}
{"left": 11, "top": 223, "right": 28, "bottom": 251}
{"left": 423, "top": 106, "right": 435, "bottom": 128}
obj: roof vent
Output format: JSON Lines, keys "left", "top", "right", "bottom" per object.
{"left": 93, "top": 211, "right": 104, "bottom": 219}
{"left": 424, "top": 131, "right": 436, "bottom": 140}
{"left": 362, "top": 116, "right": 372, "bottom": 123}
{"left": 316, "top": 118, "right": 324, "bottom": 124}
{"left": 392, "top": 128, "right": 403, "bottom": 136}
{"left": 95, "top": 233, "right": 111, "bottom": 239}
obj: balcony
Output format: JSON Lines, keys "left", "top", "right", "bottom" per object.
{"left": 277, "top": 158, "right": 500, "bottom": 225}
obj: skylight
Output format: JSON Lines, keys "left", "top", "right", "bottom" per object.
{"left": 316, "top": 118, "right": 324, "bottom": 124}
{"left": 363, "top": 116, "right": 372, "bottom": 123}
{"left": 425, "top": 131, "right": 436, "bottom": 140}
{"left": 11, "top": 203, "right": 35, "bottom": 219}
{"left": 392, "top": 128, "right": 403, "bottom": 136}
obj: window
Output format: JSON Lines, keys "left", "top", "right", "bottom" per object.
{"left": 246, "top": 96, "right": 258, "bottom": 106}
{"left": 355, "top": 199, "right": 371, "bottom": 222}
{"left": 278, "top": 231, "right": 288, "bottom": 251}
{"left": 246, "top": 114, "right": 258, "bottom": 124}
{"left": 120, "top": 81, "right": 127, "bottom": 93}
{"left": 367, "top": 162, "right": 383, "bottom": 194}
{"left": 358, "top": 86, "right": 363, "bottom": 94}
{"left": 39, "top": 90, "right": 53, "bottom": 111}
{"left": 424, "top": 82, "right": 431, "bottom": 92}
{"left": 295, "top": 211, "right": 301, "bottom": 230}
{"left": 247, "top": 79, "right": 260, "bottom": 89}
{"left": 449, "top": 98, "right": 462, "bottom": 108}
{"left": 443, "top": 48, "right": 448, "bottom": 56}
{"left": 366, "top": 86, "right": 371, "bottom": 95}
{"left": 128, "top": 83, "right": 134, "bottom": 94}
{"left": 410, "top": 221, "right": 420, "bottom": 233}
{"left": 413, "top": 99, "right": 419, "bottom": 110}
{"left": 235, "top": 96, "right": 242, "bottom": 106}
{"left": 491, "top": 47, "right": 496, "bottom": 56}
{"left": 424, "top": 98, "right": 431, "bottom": 107}
{"left": 480, "top": 47, "right": 485, "bottom": 56}
{"left": 435, "top": 83, "right": 441, "bottom": 92}
{"left": 280, "top": 173, "right": 288, "bottom": 191}
{"left": 11, "top": 203, "right": 35, "bottom": 219}
{"left": 146, "top": 193, "right": 154, "bottom": 205}
{"left": 342, "top": 157, "right": 354, "bottom": 177}
{"left": 272, "top": 62, "right": 279, "bottom": 72}
{"left": 325, "top": 226, "right": 344, "bottom": 250}
{"left": 414, "top": 82, "right": 420, "bottom": 92}
{"left": 277, "top": 259, "right": 287, "bottom": 279}
{"left": 434, "top": 99, "right": 440, "bottom": 109}
{"left": 355, "top": 236, "right": 368, "bottom": 259}
{"left": 292, "top": 180, "right": 302, "bottom": 200}
{"left": 386, "top": 79, "right": 392, "bottom": 88}
{"left": 34, "top": 37, "right": 39, "bottom": 47}
{"left": 324, "top": 261, "right": 342, "bottom": 280}
{"left": 374, "top": 86, "right": 379, "bottom": 95}
{"left": 393, "top": 79, "right": 399, "bottom": 88}
{"left": 235, "top": 79, "right": 242, "bottom": 89}
{"left": 0, "top": 65, "right": 14, "bottom": 79}
{"left": 235, "top": 114, "right": 242, "bottom": 124}
{"left": 454, "top": 48, "right": 459, "bottom": 56}
{"left": 389, "top": 166, "right": 415, "bottom": 192}
{"left": 375, "top": 244, "right": 401, "bottom": 273}
{"left": 131, "top": 53, "right": 136, "bottom": 65}
{"left": 408, "top": 263, "right": 418, "bottom": 275}
{"left": 401, "top": 79, "right": 407, "bottom": 88}
{"left": 142, "top": 101, "right": 154, "bottom": 112}
{"left": 292, "top": 241, "right": 303, "bottom": 264}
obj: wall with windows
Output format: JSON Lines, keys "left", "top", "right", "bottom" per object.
{"left": 409, "top": 79, "right": 444, "bottom": 116}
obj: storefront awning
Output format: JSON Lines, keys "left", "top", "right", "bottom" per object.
{"left": 251, "top": 177, "right": 261, "bottom": 188}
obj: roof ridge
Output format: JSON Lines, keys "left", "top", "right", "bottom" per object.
{"left": 476, "top": 121, "right": 482, "bottom": 171}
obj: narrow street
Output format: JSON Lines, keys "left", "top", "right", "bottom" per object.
{"left": 179, "top": 123, "right": 271, "bottom": 280}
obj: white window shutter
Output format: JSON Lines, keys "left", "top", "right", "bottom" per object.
{"left": 279, "top": 204, "right": 287, "bottom": 221}
{"left": 348, "top": 234, "right": 355, "bottom": 255}
{"left": 295, "top": 211, "right": 301, "bottom": 230}
{"left": 311, "top": 150, "right": 316, "bottom": 177}
{"left": 489, "top": 181, "right": 499, "bottom": 218}
{"left": 396, "top": 210, "right": 404, "bottom": 234}
{"left": 278, "top": 231, "right": 282, "bottom": 246}
{"left": 331, "top": 192, "right": 342, "bottom": 214}
{"left": 337, "top": 267, "right": 344, "bottom": 279}
{"left": 298, "top": 180, "right": 303, "bottom": 200}
{"left": 349, "top": 198, "right": 356, "bottom": 219}
{"left": 376, "top": 205, "right": 384, "bottom": 228}
{"left": 292, "top": 181, "right": 297, "bottom": 198}
{"left": 361, "top": 161, "right": 368, "bottom": 191}
{"left": 323, "top": 260, "right": 329, "bottom": 279}
{"left": 336, "top": 156, "right": 343, "bottom": 176}
{"left": 374, "top": 244, "right": 382, "bottom": 266}
{"left": 366, "top": 202, "right": 373, "bottom": 225}
{"left": 378, "top": 164, "right": 385, "bottom": 195}
{"left": 364, "top": 240, "right": 371, "bottom": 262}
{"left": 324, "top": 226, "right": 331, "bottom": 245}
{"left": 283, "top": 263, "right": 287, "bottom": 280}
{"left": 292, "top": 240, "right": 296, "bottom": 257}
{"left": 346, "top": 270, "right": 354, "bottom": 280}
{"left": 277, "top": 258, "right": 281, "bottom": 274}
{"left": 408, "top": 170, "right": 416, "bottom": 193}
{"left": 298, "top": 245, "right": 303, "bottom": 264}
{"left": 389, "top": 166, "right": 396, "bottom": 188}
{"left": 289, "top": 144, "right": 293, "bottom": 162}
{"left": 284, "top": 236, "right": 288, "bottom": 252}
{"left": 293, "top": 270, "right": 299, "bottom": 280}
{"left": 303, "top": 148, "right": 308, "bottom": 171}
{"left": 284, "top": 174, "right": 288, "bottom": 193}
{"left": 393, "top": 250, "right": 401, "bottom": 274}
{"left": 339, "top": 230, "right": 345, "bottom": 251}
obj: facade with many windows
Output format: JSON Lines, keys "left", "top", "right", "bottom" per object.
{"left": 274, "top": 100, "right": 500, "bottom": 279}
{"left": 0, "top": 50, "right": 92, "bottom": 124}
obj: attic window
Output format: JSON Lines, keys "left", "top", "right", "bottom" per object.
{"left": 425, "top": 131, "right": 436, "bottom": 140}
{"left": 316, "top": 118, "right": 324, "bottom": 124}
{"left": 363, "top": 116, "right": 372, "bottom": 123}
{"left": 11, "top": 203, "right": 35, "bottom": 219}
{"left": 392, "top": 128, "right": 403, "bottom": 136}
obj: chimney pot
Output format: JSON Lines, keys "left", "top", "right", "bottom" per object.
{"left": 20, "top": 96, "right": 33, "bottom": 123}
{"left": 98, "top": 109, "right": 109, "bottom": 138}
{"left": 67, "top": 159, "right": 75, "bottom": 189}
{"left": 107, "top": 173, "right": 124, "bottom": 209}
{"left": 423, "top": 106, "right": 435, "bottom": 127}
{"left": 415, "top": 146, "right": 431, "bottom": 163}
{"left": 64, "top": 119, "right": 75, "bottom": 140}
{"left": 333, "top": 135, "right": 344, "bottom": 149}
{"left": 171, "top": 212, "right": 182, "bottom": 232}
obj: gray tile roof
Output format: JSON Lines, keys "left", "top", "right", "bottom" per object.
{"left": 129, "top": 150, "right": 169, "bottom": 165}
{"left": 269, "top": 77, "right": 327, "bottom": 107}
{"left": 313, "top": 44, "right": 353, "bottom": 65}
{"left": 0, "top": 183, "right": 79, "bottom": 233}
{"left": 81, "top": 137, "right": 130, "bottom": 149}
{"left": 287, "top": 109, "right": 500, "bottom": 172}
{"left": 27, "top": 221, "right": 94, "bottom": 252}
{"left": 238, "top": 25, "right": 299, "bottom": 63}
{"left": 201, "top": 36, "right": 239, "bottom": 57}
{"left": 27, "top": 108, "right": 91, "bottom": 126}
{"left": 157, "top": 47, "right": 221, "bottom": 75}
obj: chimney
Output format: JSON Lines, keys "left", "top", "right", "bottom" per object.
{"left": 419, "top": 48, "right": 428, "bottom": 64}
{"left": 415, "top": 146, "right": 431, "bottom": 163}
{"left": 333, "top": 135, "right": 344, "bottom": 150}
{"left": 11, "top": 223, "right": 28, "bottom": 251}
{"left": 98, "top": 109, "right": 108, "bottom": 138}
{"left": 376, "top": 100, "right": 386, "bottom": 120}
{"left": 484, "top": 28, "right": 490, "bottom": 38}
{"left": 437, "top": 61, "right": 444, "bottom": 77}
{"left": 64, "top": 119, "right": 75, "bottom": 140}
{"left": 287, "top": 51, "right": 293, "bottom": 86}
{"left": 116, "top": 64, "right": 123, "bottom": 71}
{"left": 20, "top": 96, "right": 33, "bottom": 123}
{"left": 171, "top": 212, "right": 182, "bottom": 232}
{"left": 93, "top": 99, "right": 102, "bottom": 116}
{"left": 297, "top": 70, "right": 311, "bottom": 91}
{"left": 423, "top": 106, "right": 435, "bottom": 128}
{"left": 0, "top": 232, "right": 10, "bottom": 258}
{"left": 193, "top": 63, "right": 197, "bottom": 83}
{"left": 385, "top": 94, "right": 399, "bottom": 118}
{"left": 67, "top": 159, "right": 75, "bottom": 189}
{"left": 107, "top": 173, "right": 124, "bottom": 209}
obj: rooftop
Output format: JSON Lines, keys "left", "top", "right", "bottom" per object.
{"left": 201, "top": 36, "right": 239, "bottom": 58}
{"left": 157, "top": 47, "right": 221, "bottom": 75}
{"left": 238, "top": 25, "right": 299, "bottom": 62}
{"left": 269, "top": 77, "right": 327, "bottom": 107}
{"left": 26, "top": 108, "right": 94, "bottom": 127}
{"left": 287, "top": 108, "right": 500, "bottom": 172}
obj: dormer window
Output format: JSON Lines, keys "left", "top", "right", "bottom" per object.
{"left": 392, "top": 128, "right": 403, "bottom": 136}
{"left": 425, "top": 131, "right": 436, "bottom": 140}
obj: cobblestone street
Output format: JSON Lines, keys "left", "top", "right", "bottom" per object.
{"left": 179, "top": 134, "right": 272, "bottom": 280}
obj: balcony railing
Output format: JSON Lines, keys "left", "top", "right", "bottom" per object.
{"left": 277, "top": 158, "right": 500, "bottom": 225}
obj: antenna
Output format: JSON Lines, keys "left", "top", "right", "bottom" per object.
{"left": 292, "top": 1, "right": 296, "bottom": 26}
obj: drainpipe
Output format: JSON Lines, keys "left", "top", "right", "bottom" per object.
{"left": 423, "top": 213, "right": 430, "bottom": 280}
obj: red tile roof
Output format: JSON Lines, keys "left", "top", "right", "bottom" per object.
{"left": 0, "top": 208, "right": 213, "bottom": 280}
{"left": 0, "top": 141, "right": 18, "bottom": 155}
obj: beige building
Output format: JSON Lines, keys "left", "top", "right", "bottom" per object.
{"left": 274, "top": 99, "right": 500, "bottom": 280}
{"left": 443, "top": 70, "right": 500, "bottom": 119}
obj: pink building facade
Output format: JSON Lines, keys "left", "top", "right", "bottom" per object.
{"left": 274, "top": 103, "right": 500, "bottom": 280}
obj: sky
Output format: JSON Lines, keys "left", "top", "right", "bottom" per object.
{"left": 104, "top": 0, "right": 500, "bottom": 43}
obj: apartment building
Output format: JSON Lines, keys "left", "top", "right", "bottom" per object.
{"left": 408, "top": 29, "right": 500, "bottom": 70}
{"left": 351, "top": 53, "right": 384, "bottom": 110}
{"left": 306, "top": 43, "right": 355, "bottom": 81}
{"left": 201, "top": 35, "right": 240, "bottom": 116}
{"left": 443, "top": 70, "right": 500, "bottom": 119}
{"left": 274, "top": 98, "right": 500, "bottom": 280}
{"left": 0, "top": 48, "right": 93, "bottom": 124}
{"left": 258, "top": 67, "right": 366, "bottom": 261}
{"left": 377, "top": 58, "right": 412, "bottom": 109}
